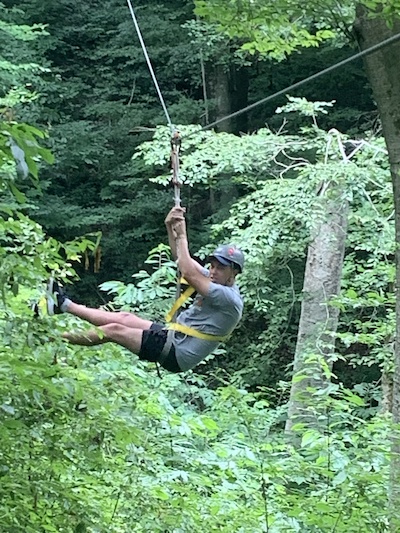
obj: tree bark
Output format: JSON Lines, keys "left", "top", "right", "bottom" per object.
{"left": 381, "top": 370, "right": 394, "bottom": 414}
{"left": 285, "top": 180, "right": 349, "bottom": 433}
{"left": 208, "top": 63, "right": 232, "bottom": 133}
{"left": 354, "top": 7, "right": 400, "bottom": 529}
{"left": 207, "top": 63, "right": 249, "bottom": 134}
{"left": 206, "top": 63, "right": 249, "bottom": 209}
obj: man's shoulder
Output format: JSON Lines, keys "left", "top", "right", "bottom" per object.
{"left": 208, "top": 282, "right": 243, "bottom": 306}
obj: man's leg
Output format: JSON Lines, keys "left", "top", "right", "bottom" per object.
{"left": 47, "top": 278, "right": 153, "bottom": 354}
{"left": 63, "top": 322, "right": 144, "bottom": 354}
{"left": 63, "top": 303, "right": 152, "bottom": 353}
{"left": 47, "top": 278, "right": 151, "bottom": 330}
{"left": 65, "top": 301, "right": 153, "bottom": 330}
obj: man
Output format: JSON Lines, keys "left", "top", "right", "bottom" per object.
{"left": 47, "top": 206, "right": 244, "bottom": 373}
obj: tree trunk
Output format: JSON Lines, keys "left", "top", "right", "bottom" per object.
{"left": 230, "top": 65, "right": 249, "bottom": 133}
{"left": 285, "top": 179, "right": 349, "bottom": 433}
{"left": 206, "top": 63, "right": 249, "bottom": 210}
{"left": 207, "top": 64, "right": 249, "bottom": 133}
{"left": 381, "top": 370, "right": 394, "bottom": 414}
{"left": 207, "top": 63, "right": 233, "bottom": 133}
{"left": 354, "top": 7, "right": 400, "bottom": 529}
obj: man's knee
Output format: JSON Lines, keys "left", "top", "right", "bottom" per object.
{"left": 102, "top": 322, "right": 129, "bottom": 339}
{"left": 114, "top": 311, "right": 151, "bottom": 330}
{"left": 118, "top": 311, "right": 135, "bottom": 323}
{"left": 101, "top": 323, "right": 143, "bottom": 352}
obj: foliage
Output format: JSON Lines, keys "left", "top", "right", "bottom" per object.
{"left": 1, "top": 149, "right": 397, "bottom": 528}
{"left": 2, "top": 153, "right": 395, "bottom": 530}
{"left": 333, "top": 142, "right": 395, "bottom": 375}
{"left": 360, "top": 0, "right": 400, "bottom": 26}
{"left": 3, "top": 0, "right": 375, "bottom": 294}
{"left": 0, "top": 117, "right": 98, "bottom": 300}
{"left": 2, "top": 231, "right": 394, "bottom": 531}
{"left": 99, "top": 243, "right": 177, "bottom": 322}
{"left": 1, "top": 314, "right": 395, "bottom": 532}
{"left": 1, "top": 4, "right": 399, "bottom": 531}
{"left": 193, "top": 0, "right": 400, "bottom": 61}
{"left": 276, "top": 95, "right": 336, "bottom": 126}
{"left": 0, "top": 2, "right": 49, "bottom": 120}
{"left": 3, "top": 0, "right": 205, "bottom": 288}
{"left": 194, "top": 0, "right": 339, "bottom": 59}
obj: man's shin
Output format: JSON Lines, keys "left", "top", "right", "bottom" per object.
{"left": 62, "top": 329, "right": 108, "bottom": 346}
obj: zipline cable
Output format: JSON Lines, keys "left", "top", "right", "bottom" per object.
{"left": 198, "top": 32, "right": 400, "bottom": 133}
{"left": 126, "top": 0, "right": 173, "bottom": 129}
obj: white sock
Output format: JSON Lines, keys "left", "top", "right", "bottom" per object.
{"left": 61, "top": 298, "right": 72, "bottom": 313}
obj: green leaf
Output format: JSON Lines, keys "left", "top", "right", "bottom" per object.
{"left": 10, "top": 138, "right": 29, "bottom": 178}
{"left": 332, "top": 469, "right": 347, "bottom": 486}
{"left": 1, "top": 404, "right": 15, "bottom": 415}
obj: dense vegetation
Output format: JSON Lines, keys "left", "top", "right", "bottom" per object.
{"left": 1, "top": 0, "right": 400, "bottom": 531}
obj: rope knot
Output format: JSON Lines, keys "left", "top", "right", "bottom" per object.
{"left": 170, "top": 130, "right": 181, "bottom": 150}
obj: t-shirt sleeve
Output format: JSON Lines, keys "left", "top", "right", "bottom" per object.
{"left": 207, "top": 282, "right": 239, "bottom": 308}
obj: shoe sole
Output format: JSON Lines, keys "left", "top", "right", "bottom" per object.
{"left": 31, "top": 302, "right": 39, "bottom": 318}
{"left": 46, "top": 277, "right": 56, "bottom": 316}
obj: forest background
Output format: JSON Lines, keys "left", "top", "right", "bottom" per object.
{"left": 1, "top": 0, "right": 400, "bottom": 531}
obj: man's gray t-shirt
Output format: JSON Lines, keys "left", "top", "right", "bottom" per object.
{"left": 172, "top": 268, "right": 243, "bottom": 371}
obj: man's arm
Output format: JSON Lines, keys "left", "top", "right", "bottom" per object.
{"left": 172, "top": 218, "right": 211, "bottom": 297}
{"left": 165, "top": 206, "right": 205, "bottom": 272}
{"left": 165, "top": 206, "right": 181, "bottom": 259}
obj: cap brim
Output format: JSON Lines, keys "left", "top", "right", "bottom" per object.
{"left": 209, "top": 254, "right": 232, "bottom": 267}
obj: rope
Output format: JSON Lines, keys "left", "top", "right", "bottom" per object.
{"left": 126, "top": 0, "right": 182, "bottom": 199}
{"left": 170, "top": 132, "right": 182, "bottom": 318}
{"left": 126, "top": 0, "right": 173, "bottom": 128}
{"left": 170, "top": 131, "right": 181, "bottom": 208}
{"left": 197, "top": 32, "right": 400, "bottom": 133}
{"left": 126, "top": 1, "right": 183, "bottom": 329}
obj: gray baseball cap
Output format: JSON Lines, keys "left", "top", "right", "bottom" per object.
{"left": 209, "top": 244, "right": 244, "bottom": 272}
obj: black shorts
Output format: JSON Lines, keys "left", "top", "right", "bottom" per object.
{"left": 139, "top": 323, "right": 182, "bottom": 373}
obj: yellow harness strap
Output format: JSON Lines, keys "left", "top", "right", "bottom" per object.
{"left": 167, "top": 322, "right": 230, "bottom": 342}
{"left": 165, "top": 280, "right": 230, "bottom": 343}
{"left": 165, "top": 283, "right": 195, "bottom": 323}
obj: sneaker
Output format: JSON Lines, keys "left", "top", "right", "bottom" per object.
{"left": 31, "top": 302, "right": 39, "bottom": 318}
{"left": 46, "top": 277, "right": 67, "bottom": 315}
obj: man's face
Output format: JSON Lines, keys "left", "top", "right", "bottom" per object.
{"left": 209, "top": 258, "right": 234, "bottom": 285}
